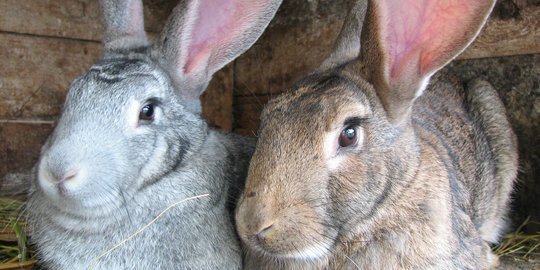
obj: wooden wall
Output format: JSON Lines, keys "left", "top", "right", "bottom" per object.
{"left": 0, "top": 0, "right": 539, "bottom": 227}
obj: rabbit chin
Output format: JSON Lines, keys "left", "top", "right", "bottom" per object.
{"left": 283, "top": 243, "right": 332, "bottom": 261}
{"left": 252, "top": 238, "right": 333, "bottom": 262}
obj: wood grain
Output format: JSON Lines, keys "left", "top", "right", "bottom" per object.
{"left": 233, "top": 95, "right": 271, "bottom": 136}
{"left": 0, "top": 0, "right": 175, "bottom": 41}
{"left": 0, "top": 122, "right": 54, "bottom": 177}
{"left": 459, "top": 6, "right": 540, "bottom": 60}
{"left": 202, "top": 64, "right": 234, "bottom": 131}
{"left": 0, "top": 33, "right": 102, "bottom": 118}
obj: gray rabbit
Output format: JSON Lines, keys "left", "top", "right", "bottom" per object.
{"left": 26, "top": 0, "right": 281, "bottom": 269}
{"left": 235, "top": 0, "right": 518, "bottom": 269}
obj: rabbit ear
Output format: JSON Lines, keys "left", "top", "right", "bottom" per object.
{"left": 318, "top": 0, "right": 367, "bottom": 71}
{"left": 99, "top": 0, "right": 148, "bottom": 51}
{"left": 152, "top": 0, "right": 282, "bottom": 112}
{"left": 361, "top": 0, "right": 496, "bottom": 123}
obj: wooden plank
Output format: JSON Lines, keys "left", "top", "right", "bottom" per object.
{"left": 233, "top": 95, "right": 271, "bottom": 137}
{"left": 0, "top": 0, "right": 102, "bottom": 41}
{"left": 0, "top": 122, "right": 55, "bottom": 178}
{"left": 0, "top": 0, "right": 176, "bottom": 41}
{"left": 230, "top": 0, "right": 349, "bottom": 97}
{"left": 1, "top": 0, "right": 537, "bottom": 58}
{"left": 0, "top": 33, "right": 102, "bottom": 118}
{"left": 202, "top": 64, "right": 234, "bottom": 131}
{"left": 233, "top": 20, "right": 343, "bottom": 97}
{"left": 458, "top": 6, "right": 540, "bottom": 60}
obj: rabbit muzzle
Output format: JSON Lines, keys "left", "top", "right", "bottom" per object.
{"left": 34, "top": 111, "right": 135, "bottom": 215}
{"left": 236, "top": 190, "right": 336, "bottom": 260}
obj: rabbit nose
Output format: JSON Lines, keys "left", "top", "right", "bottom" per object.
{"left": 53, "top": 170, "right": 79, "bottom": 184}
{"left": 255, "top": 223, "right": 275, "bottom": 243}
{"left": 236, "top": 195, "right": 278, "bottom": 241}
{"left": 40, "top": 158, "right": 82, "bottom": 185}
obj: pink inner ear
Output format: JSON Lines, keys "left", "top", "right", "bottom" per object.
{"left": 184, "top": 0, "right": 258, "bottom": 74}
{"left": 380, "top": 0, "right": 484, "bottom": 82}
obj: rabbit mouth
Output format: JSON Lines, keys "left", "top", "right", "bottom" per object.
{"left": 277, "top": 242, "right": 333, "bottom": 261}
{"left": 247, "top": 235, "right": 333, "bottom": 262}
{"left": 238, "top": 215, "right": 336, "bottom": 261}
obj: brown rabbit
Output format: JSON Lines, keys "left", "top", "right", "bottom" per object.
{"left": 235, "top": 0, "right": 518, "bottom": 269}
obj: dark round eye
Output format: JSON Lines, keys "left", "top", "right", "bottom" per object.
{"left": 139, "top": 104, "right": 155, "bottom": 122}
{"left": 339, "top": 126, "right": 357, "bottom": 147}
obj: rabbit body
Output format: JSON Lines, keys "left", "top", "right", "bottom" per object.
{"left": 239, "top": 69, "right": 516, "bottom": 270}
{"left": 26, "top": 0, "right": 282, "bottom": 268}
{"left": 235, "top": 0, "right": 517, "bottom": 269}
{"left": 27, "top": 55, "right": 255, "bottom": 269}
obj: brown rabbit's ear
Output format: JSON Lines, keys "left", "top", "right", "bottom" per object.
{"left": 151, "top": 0, "right": 282, "bottom": 113}
{"left": 361, "top": 0, "right": 496, "bottom": 124}
{"left": 99, "top": 0, "right": 148, "bottom": 52}
{"left": 317, "top": 0, "right": 367, "bottom": 71}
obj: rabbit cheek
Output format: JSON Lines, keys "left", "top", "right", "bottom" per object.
{"left": 266, "top": 215, "right": 333, "bottom": 260}
{"left": 135, "top": 135, "right": 171, "bottom": 187}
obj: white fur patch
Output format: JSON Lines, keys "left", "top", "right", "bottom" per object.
{"left": 37, "top": 160, "right": 59, "bottom": 198}
{"left": 415, "top": 74, "right": 432, "bottom": 98}
{"left": 127, "top": 98, "right": 143, "bottom": 133}
{"left": 284, "top": 241, "right": 332, "bottom": 261}
{"left": 324, "top": 130, "right": 343, "bottom": 170}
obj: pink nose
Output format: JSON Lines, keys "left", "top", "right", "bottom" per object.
{"left": 55, "top": 170, "right": 79, "bottom": 183}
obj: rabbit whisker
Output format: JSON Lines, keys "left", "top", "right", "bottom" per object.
{"left": 343, "top": 254, "right": 361, "bottom": 269}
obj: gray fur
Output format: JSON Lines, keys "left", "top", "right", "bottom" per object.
{"left": 27, "top": 0, "right": 282, "bottom": 268}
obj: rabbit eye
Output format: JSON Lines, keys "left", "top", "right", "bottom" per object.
{"left": 139, "top": 104, "right": 155, "bottom": 122}
{"left": 339, "top": 126, "right": 357, "bottom": 147}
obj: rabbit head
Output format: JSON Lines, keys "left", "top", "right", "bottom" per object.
{"left": 34, "top": 0, "right": 282, "bottom": 223}
{"left": 236, "top": 0, "right": 501, "bottom": 268}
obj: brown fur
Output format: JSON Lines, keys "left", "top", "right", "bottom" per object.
{"left": 235, "top": 0, "right": 517, "bottom": 269}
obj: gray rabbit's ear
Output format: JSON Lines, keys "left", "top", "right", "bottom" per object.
{"left": 317, "top": 0, "right": 367, "bottom": 71}
{"left": 99, "top": 0, "right": 148, "bottom": 52}
{"left": 360, "top": 0, "right": 496, "bottom": 124}
{"left": 151, "top": 0, "right": 282, "bottom": 112}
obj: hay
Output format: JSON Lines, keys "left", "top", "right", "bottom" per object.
{"left": 493, "top": 217, "right": 540, "bottom": 262}
{"left": 0, "top": 196, "right": 30, "bottom": 264}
